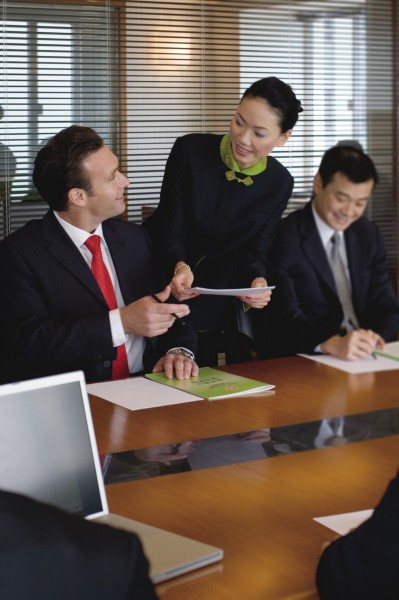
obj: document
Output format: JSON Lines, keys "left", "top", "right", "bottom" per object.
{"left": 188, "top": 286, "right": 275, "bottom": 297}
{"left": 314, "top": 509, "right": 373, "bottom": 535}
{"left": 146, "top": 367, "right": 275, "bottom": 400}
{"left": 299, "top": 341, "right": 399, "bottom": 373}
{"left": 87, "top": 377, "right": 202, "bottom": 410}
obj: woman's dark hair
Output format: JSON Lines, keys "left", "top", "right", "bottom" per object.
{"left": 242, "top": 76, "right": 303, "bottom": 133}
{"left": 33, "top": 125, "right": 104, "bottom": 211}
{"left": 318, "top": 144, "right": 379, "bottom": 187}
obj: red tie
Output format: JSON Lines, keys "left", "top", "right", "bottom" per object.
{"left": 85, "top": 235, "right": 129, "bottom": 380}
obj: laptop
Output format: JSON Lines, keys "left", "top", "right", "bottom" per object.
{"left": 0, "top": 370, "right": 223, "bottom": 584}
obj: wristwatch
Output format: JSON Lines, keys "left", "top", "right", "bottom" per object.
{"left": 166, "top": 347, "right": 195, "bottom": 360}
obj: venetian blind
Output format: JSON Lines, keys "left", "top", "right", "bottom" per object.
{"left": 1, "top": 0, "right": 398, "bottom": 286}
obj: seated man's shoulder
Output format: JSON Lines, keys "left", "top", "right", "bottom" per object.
{"left": 0, "top": 217, "right": 44, "bottom": 251}
{"left": 0, "top": 490, "right": 157, "bottom": 600}
{"left": 350, "top": 214, "right": 379, "bottom": 235}
{"left": 273, "top": 204, "right": 306, "bottom": 237}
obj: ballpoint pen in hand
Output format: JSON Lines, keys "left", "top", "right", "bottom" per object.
{"left": 348, "top": 318, "right": 377, "bottom": 360}
{"left": 150, "top": 293, "right": 186, "bottom": 326}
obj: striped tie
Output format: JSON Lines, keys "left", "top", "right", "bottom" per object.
{"left": 85, "top": 235, "right": 129, "bottom": 380}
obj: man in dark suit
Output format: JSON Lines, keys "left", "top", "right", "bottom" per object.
{"left": 316, "top": 471, "right": 399, "bottom": 600}
{"left": 0, "top": 125, "right": 198, "bottom": 384}
{"left": 0, "top": 489, "right": 158, "bottom": 600}
{"left": 261, "top": 143, "right": 399, "bottom": 359}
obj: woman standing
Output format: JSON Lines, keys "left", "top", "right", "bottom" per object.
{"left": 145, "top": 76, "right": 303, "bottom": 365}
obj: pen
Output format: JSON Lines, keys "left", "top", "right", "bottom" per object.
{"left": 348, "top": 319, "right": 377, "bottom": 360}
{"left": 150, "top": 293, "right": 186, "bottom": 326}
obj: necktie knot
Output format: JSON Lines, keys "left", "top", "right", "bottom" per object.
{"left": 85, "top": 234, "right": 101, "bottom": 255}
{"left": 330, "top": 231, "right": 341, "bottom": 255}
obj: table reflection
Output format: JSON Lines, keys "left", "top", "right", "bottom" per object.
{"left": 102, "top": 407, "right": 399, "bottom": 485}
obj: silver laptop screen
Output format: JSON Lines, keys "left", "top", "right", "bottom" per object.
{"left": 0, "top": 380, "right": 103, "bottom": 517}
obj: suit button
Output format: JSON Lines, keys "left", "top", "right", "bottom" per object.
{"left": 103, "top": 360, "right": 111, "bottom": 368}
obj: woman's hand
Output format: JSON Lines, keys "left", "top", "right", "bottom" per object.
{"left": 170, "top": 262, "right": 196, "bottom": 301}
{"left": 237, "top": 277, "right": 272, "bottom": 309}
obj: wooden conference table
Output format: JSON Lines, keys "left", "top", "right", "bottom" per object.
{"left": 90, "top": 355, "right": 399, "bottom": 600}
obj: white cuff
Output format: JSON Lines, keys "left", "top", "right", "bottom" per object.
{"left": 109, "top": 309, "right": 128, "bottom": 347}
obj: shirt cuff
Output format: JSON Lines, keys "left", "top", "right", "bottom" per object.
{"left": 109, "top": 309, "right": 128, "bottom": 347}
{"left": 314, "top": 344, "right": 326, "bottom": 354}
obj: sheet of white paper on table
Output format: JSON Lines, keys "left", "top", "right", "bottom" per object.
{"left": 188, "top": 286, "right": 275, "bottom": 297}
{"left": 299, "top": 341, "right": 399, "bottom": 373}
{"left": 314, "top": 509, "right": 373, "bottom": 535}
{"left": 87, "top": 376, "right": 202, "bottom": 410}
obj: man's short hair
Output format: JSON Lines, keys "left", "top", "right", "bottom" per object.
{"left": 318, "top": 143, "right": 379, "bottom": 188}
{"left": 33, "top": 125, "right": 104, "bottom": 211}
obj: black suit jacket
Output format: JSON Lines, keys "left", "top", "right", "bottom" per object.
{"left": 316, "top": 472, "right": 399, "bottom": 600}
{"left": 0, "top": 211, "right": 196, "bottom": 383}
{"left": 0, "top": 490, "right": 158, "bottom": 600}
{"left": 260, "top": 201, "right": 399, "bottom": 357}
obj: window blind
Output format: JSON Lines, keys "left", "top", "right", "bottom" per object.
{"left": 1, "top": 0, "right": 398, "bottom": 287}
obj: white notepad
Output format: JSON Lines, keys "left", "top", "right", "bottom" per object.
{"left": 314, "top": 509, "right": 373, "bottom": 535}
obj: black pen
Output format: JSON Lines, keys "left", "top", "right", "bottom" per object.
{"left": 348, "top": 318, "right": 377, "bottom": 360}
{"left": 150, "top": 293, "right": 186, "bottom": 326}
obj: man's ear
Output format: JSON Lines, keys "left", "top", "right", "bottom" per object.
{"left": 313, "top": 172, "right": 323, "bottom": 194}
{"left": 68, "top": 187, "right": 87, "bottom": 208}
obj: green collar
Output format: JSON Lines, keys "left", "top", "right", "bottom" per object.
{"left": 220, "top": 133, "right": 267, "bottom": 186}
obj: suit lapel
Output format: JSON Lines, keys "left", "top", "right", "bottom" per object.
{"left": 299, "top": 203, "right": 337, "bottom": 293}
{"left": 42, "top": 211, "right": 107, "bottom": 305}
{"left": 345, "top": 226, "right": 363, "bottom": 306}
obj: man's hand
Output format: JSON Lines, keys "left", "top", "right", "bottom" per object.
{"left": 320, "top": 329, "right": 384, "bottom": 360}
{"left": 236, "top": 277, "right": 272, "bottom": 309}
{"left": 120, "top": 285, "right": 190, "bottom": 337}
{"left": 134, "top": 441, "right": 195, "bottom": 465}
{"left": 152, "top": 351, "right": 199, "bottom": 380}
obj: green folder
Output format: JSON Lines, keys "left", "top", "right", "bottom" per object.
{"left": 146, "top": 367, "right": 275, "bottom": 400}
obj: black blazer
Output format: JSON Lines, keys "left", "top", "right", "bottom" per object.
{"left": 0, "top": 211, "right": 196, "bottom": 383}
{"left": 144, "top": 133, "right": 293, "bottom": 330}
{"left": 316, "top": 472, "right": 399, "bottom": 600}
{"left": 0, "top": 490, "right": 158, "bottom": 600}
{"left": 261, "top": 201, "right": 399, "bottom": 357}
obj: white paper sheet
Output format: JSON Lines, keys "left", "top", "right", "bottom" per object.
{"left": 299, "top": 341, "right": 399, "bottom": 373}
{"left": 314, "top": 509, "right": 373, "bottom": 535}
{"left": 188, "top": 286, "right": 275, "bottom": 297}
{"left": 87, "top": 376, "right": 202, "bottom": 410}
